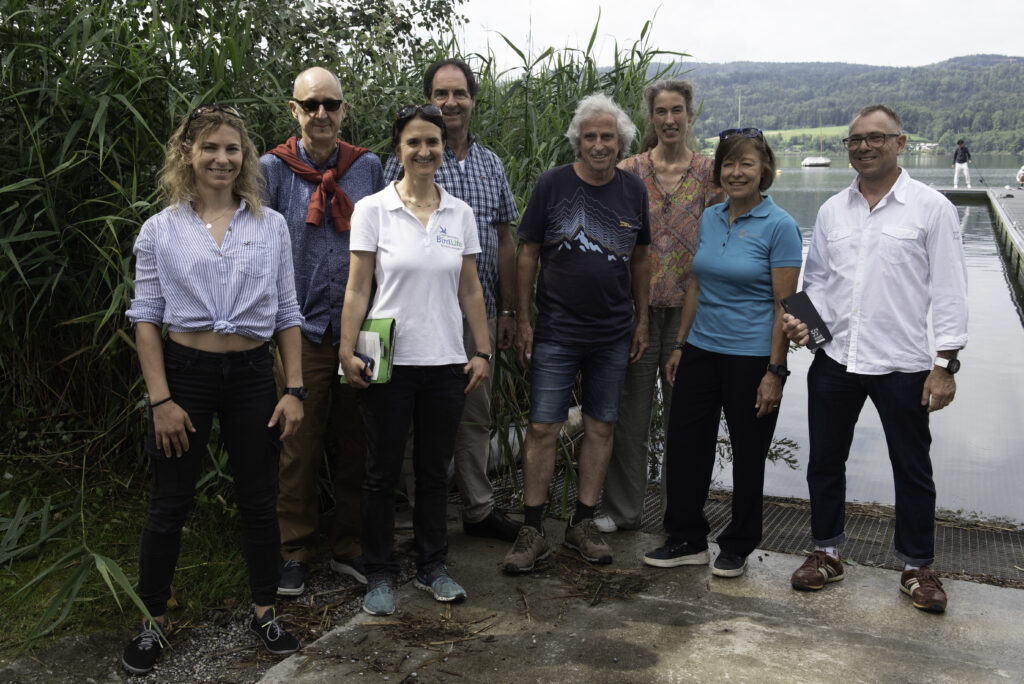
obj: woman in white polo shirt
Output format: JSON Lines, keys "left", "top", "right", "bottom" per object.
{"left": 340, "top": 104, "right": 491, "bottom": 617}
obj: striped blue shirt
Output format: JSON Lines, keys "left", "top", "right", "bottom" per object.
{"left": 126, "top": 201, "right": 304, "bottom": 341}
{"left": 384, "top": 134, "right": 519, "bottom": 318}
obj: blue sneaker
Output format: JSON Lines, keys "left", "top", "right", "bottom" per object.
{"left": 362, "top": 575, "right": 396, "bottom": 616}
{"left": 414, "top": 565, "right": 467, "bottom": 602}
{"left": 642, "top": 540, "right": 710, "bottom": 568}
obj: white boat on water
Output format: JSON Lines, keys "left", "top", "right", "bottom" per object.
{"left": 801, "top": 155, "right": 831, "bottom": 167}
{"left": 801, "top": 114, "right": 832, "bottom": 167}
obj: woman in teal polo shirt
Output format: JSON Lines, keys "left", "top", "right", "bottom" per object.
{"left": 642, "top": 128, "right": 802, "bottom": 578}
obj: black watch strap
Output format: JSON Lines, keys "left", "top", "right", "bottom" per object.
{"left": 285, "top": 386, "right": 308, "bottom": 400}
{"left": 766, "top": 363, "right": 791, "bottom": 378}
{"left": 474, "top": 351, "right": 492, "bottom": 362}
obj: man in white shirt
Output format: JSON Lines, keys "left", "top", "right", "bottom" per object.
{"left": 783, "top": 104, "right": 968, "bottom": 614}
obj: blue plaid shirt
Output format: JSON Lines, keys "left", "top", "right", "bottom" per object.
{"left": 384, "top": 134, "right": 518, "bottom": 318}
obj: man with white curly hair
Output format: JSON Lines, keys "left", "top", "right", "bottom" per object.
{"left": 503, "top": 93, "right": 651, "bottom": 573}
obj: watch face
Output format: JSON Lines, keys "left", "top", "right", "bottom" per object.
{"left": 947, "top": 359, "right": 961, "bottom": 374}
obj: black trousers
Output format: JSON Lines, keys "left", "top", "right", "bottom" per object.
{"left": 358, "top": 364, "right": 467, "bottom": 578}
{"left": 662, "top": 344, "right": 782, "bottom": 557}
{"left": 138, "top": 339, "right": 281, "bottom": 615}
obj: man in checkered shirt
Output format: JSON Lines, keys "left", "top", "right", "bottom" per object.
{"left": 383, "top": 58, "right": 522, "bottom": 542}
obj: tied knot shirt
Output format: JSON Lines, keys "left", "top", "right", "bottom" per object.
{"left": 349, "top": 183, "right": 481, "bottom": 366}
{"left": 383, "top": 134, "right": 519, "bottom": 318}
{"left": 687, "top": 195, "right": 803, "bottom": 357}
{"left": 125, "top": 200, "right": 304, "bottom": 340}
{"left": 803, "top": 169, "right": 968, "bottom": 374}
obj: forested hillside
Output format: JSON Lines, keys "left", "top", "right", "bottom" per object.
{"left": 672, "top": 55, "right": 1024, "bottom": 153}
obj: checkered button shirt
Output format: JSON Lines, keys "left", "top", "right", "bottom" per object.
{"left": 384, "top": 134, "right": 518, "bottom": 318}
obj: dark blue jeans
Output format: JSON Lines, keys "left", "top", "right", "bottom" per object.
{"left": 663, "top": 344, "right": 782, "bottom": 557}
{"left": 358, "top": 364, "right": 467, "bottom": 578}
{"left": 138, "top": 339, "right": 282, "bottom": 615}
{"left": 806, "top": 351, "right": 935, "bottom": 566}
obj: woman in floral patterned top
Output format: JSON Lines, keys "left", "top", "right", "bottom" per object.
{"left": 598, "top": 80, "right": 718, "bottom": 533}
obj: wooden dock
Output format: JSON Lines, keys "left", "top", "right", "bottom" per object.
{"left": 936, "top": 186, "right": 1024, "bottom": 291}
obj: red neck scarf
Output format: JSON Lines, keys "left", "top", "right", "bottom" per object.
{"left": 267, "top": 136, "right": 369, "bottom": 232}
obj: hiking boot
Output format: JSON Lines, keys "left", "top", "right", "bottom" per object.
{"left": 900, "top": 566, "right": 947, "bottom": 613}
{"left": 463, "top": 509, "right": 523, "bottom": 542}
{"left": 712, "top": 551, "right": 747, "bottom": 578}
{"left": 414, "top": 564, "right": 467, "bottom": 602}
{"left": 362, "top": 575, "right": 397, "bottom": 616}
{"left": 248, "top": 607, "right": 299, "bottom": 655}
{"left": 791, "top": 550, "right": 845, "bottom": 590}
{"left": 330, "top": 555, "right": 367, "bottom": 585}
{"left": 121, "top": 618, "right": 168, "bottom": 674}
{"left": 563, "top": 518, "right": 612, "bottom": 564}
{"left": 501, "top": 525, "right": 551, "bottom": 574}
{"left": 277, "top": 559, "right": 307, "bottom": 597}
{"left": 642, "top": 540, "right": 710, "bottom": 568}
{"left": 593, "top": 514, "right": 618, "bottom": 533}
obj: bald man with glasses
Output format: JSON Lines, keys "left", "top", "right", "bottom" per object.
{"left": 260, "top": 66, "right": 385, "bottom": 597}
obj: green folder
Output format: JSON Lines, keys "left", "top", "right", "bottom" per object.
{"left": 338, "top": 317, "right": 396, "bottom": 384}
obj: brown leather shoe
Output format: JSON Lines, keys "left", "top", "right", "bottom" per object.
{"left": 790, "top": 550, "right": 845, "bottom": 590}
{"left": 900, "top": 566, "right": 947, "bottom": 613}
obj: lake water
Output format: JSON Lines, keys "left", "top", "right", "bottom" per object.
{"left": 708, "top": 154, "right": 1024, "bottom": 524}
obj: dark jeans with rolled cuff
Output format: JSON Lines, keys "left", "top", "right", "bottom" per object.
{"left": 358, "top": 364, "right": 467, "bottom": 579}
{"left": 138, "top": 339, "right": 282, "bottom": 616}
{"left": 662, "top": 344, "right": 782, "bottom": 558}
{"left": 806, "top": 350, "right": 935, "bottom": 566}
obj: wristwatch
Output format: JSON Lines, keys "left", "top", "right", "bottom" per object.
{"left": 284, "top": 386, "right": 308, "bottom": 400}
{"left": 766, "top": 363, "right": 791, "bottom": 378}
{"left": 474, "top": 351, "right": 493, "bottom": 362}
{"left": 934, "top": 357, "right": 961, "bottom": 375}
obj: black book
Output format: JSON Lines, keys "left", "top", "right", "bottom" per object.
{"left": 781, "top": 291, "right": 832, "bottom": 350}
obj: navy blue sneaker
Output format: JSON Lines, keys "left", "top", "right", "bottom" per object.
{"left": 121, "top": 618, "right": 168, "bottom": 674}
{"left": 642, "top": 540, "right": 710, "bottom": 568}
{"left": 712, "top": 552, "right": 747, "bottom": 578}
{"left": 277, "top": 559, "right": 307, "bottom": 597}
{"left": 249, "top": 606, "right": 299, "bottom": 655}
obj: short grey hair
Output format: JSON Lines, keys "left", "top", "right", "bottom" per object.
{"left": 850, "top": 104, "right": 903, "bottom": 134}
{"left": 565, "top": 92, "right": 637, "bottom": 161}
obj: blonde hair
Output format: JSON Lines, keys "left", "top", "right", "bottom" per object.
{"left": 157, "top": 109, "right": 263, "bottom": 213}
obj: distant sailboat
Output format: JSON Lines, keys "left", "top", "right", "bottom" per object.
{"left": 801, "top": 114, "right": 831, "bottom": 167}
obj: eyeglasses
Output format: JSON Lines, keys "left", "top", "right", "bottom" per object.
{"left": 292, "top": 98, "right": 344, "bottom": 113}
{"left": 396, "top": 104, "right": 443, "bottom": 120}
{"left": 719, "top": 127, "right": 763, "bottom": 140}
{"left": 188, "top": 103, "right": 244, "bottom": 122}
{"left": 842, "top": 133, "right": 900, "bottom": 149}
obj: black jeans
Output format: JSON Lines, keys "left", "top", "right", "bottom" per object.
{"left": 138, "top": 339, "right": 281, "bottom": 615}
{"left": 663, "top": 344, "right": 782, "bottom": 557}
{"left": 358, "top": 364, "right": 467, "bottom": 578}
{"left": 806, "top": 350, "right": 934, "bottom": 565}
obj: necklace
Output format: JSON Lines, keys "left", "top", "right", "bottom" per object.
{"left": 199, "top": 207, "right": 234, "bottom": 230}
{"left": 397, "top": 185, "right": 439, "bottom": 209}
{"left": 650, "top": 151, "right": 689, "bottom": 211}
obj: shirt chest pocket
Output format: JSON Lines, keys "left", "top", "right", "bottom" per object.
{"left": 825, "top": 227, "right": 855, "bottom": 269}
{"left": 236, "top": 240, "right": 271, "bottom": 277}
{"left": 879, "top": 226, "right": 920, "bottom": 265}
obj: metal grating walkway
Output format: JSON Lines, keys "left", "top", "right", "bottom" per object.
{"left": 484, "top": 473, "right": 1024, "bottom": 587}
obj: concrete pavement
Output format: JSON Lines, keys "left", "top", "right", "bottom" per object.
{"left": 261, "top": 515, "right": 1024, "bottom": 683}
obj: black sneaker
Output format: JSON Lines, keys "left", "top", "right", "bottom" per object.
{"left": 329, "top": 554, "right": 367, "bottom": 585}
{"left": 248, "top": 606, "right": 299, "bottom": 655}
{"left": 712, "top": 551, "right": 747, "bottom": 578}
{"left": 463, "top": 509, "right": 523, "bottom": 542}
{"left": 642, "top": 540, "right": 710, "bottom": 568}
{"left": 121, "top": 618, "right": 168, "bottom": 674}
{"left": 277, "top": 559, "right": 307, "bottom": 596}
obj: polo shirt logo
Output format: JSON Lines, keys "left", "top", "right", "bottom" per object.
{"left": 436, "top": 226, "right": 463, "bottom": 250}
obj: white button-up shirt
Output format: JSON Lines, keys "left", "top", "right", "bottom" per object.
{"left": 803, "top": 168, "right": 968, "bottom": 375}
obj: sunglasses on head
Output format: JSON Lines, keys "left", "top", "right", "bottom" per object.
{"left": 396, "top": 104, "right": 443, "bottom": 120}
{"left": 185, "top": 103, "right": 243, "bottom": 135}
{"left": 293, "top": 98, "right": 344, "bottom": 113}
{"left": 719, "top": 127, "right": 763, "bottom": 140}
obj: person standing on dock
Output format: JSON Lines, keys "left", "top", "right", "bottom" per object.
{"left": 783, "top": 104, "right": 968, "bottom": 614}
{"left": 382, "top": 58, "right": 523, "bottom": 544}
{"left": 261, "top": 66, "right": 385, "bottom": 597}
{"left": 952, "top": 139, "right": 972, "bottom": 188}
{"left": 504, "top": 93, "right": 651, "bottom": 573}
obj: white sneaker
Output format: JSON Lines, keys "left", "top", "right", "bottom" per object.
{"left": 593, "top": 514, "right": 618, "bottom": 533}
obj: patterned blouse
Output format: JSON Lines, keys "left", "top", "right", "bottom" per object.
{"left": 617, "top": 151, "right": 716, "bottom": 308}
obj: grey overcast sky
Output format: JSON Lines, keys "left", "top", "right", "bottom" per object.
{"left": 455, "top": 0, "right": 1022, "bottom": 68}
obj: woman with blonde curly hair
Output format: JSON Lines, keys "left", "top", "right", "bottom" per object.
{"left": 122, "top": 104, "right": 305, "bottom": 674}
